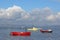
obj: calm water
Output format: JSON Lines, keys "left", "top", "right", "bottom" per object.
{"left": 0, "top": 25, "right": 60, "bottom": 40}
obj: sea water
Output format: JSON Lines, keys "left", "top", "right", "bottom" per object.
{"left": 0, "top": 25, "right": 60, "bottom": 40}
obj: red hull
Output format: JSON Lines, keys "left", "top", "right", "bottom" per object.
{"left": 40, "top": 30, "right": 52, "bottom": 33}
{"left": 10, "top": 32, "right": 31, "bottom": 36}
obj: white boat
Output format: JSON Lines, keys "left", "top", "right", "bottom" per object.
{"left": 27, "top": 27, "right": 40, "bottom": 31}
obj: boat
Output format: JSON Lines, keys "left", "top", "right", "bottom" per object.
{"left": 40, "top": 29, "right": 52, "bottom": 33}
{"left": 27, "top": 27, "right": 40, "bottom": 31}
{"left": 10, "top": 32, "right": 31, "bottom": 36}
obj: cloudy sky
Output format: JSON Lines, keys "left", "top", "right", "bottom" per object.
{"left": 0, "top": 0, "right": 60, "bottom": 26}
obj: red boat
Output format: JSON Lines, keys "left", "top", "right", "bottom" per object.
{"left": 40, "top": 29, "right": 52, "bottom": 33}
{"left": 10, "top": 32, "right": 31, "bottom": 36}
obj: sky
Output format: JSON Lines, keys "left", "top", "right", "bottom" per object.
{"left": 0, "top": 0, "right": 60, "bottom": 26}
{"left": 0, "top": 0, "right": 60, "bottom": 11}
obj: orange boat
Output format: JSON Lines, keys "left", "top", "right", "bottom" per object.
{"left": 40, "top": 29, "right": 52, "bottom": 33}
{"left": 10, "top": 32, "right": 31, "bottom": 36}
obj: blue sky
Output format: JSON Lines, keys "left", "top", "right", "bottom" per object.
{"left": 0, "top": 0, "right": 60, "bottom": 26}
{"left": 0, "top": 0, "right": 60, "bottom": 12}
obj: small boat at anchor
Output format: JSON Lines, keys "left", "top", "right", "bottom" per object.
{"left": 40, "top": 29, "right": 52, "bottom": 33}
{"left": 10, "top": 32, "right": 31, "bottom": 36}
{"left": 27, "top": 27, "right": 40, "bottom": 31}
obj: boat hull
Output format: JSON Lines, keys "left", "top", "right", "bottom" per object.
{"left": 40, "top": 30, "right": 52, "bottom": 33}
{"left": 10, "top": 32, "right": 31, "bottom": 36}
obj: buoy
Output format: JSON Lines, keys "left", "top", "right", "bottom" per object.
{"left": 10, "top": 32, "right": 31, "bottom": 36}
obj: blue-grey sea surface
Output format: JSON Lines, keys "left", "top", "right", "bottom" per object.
{"left": 0, "top": 25, "right": 60, "bottom": 40}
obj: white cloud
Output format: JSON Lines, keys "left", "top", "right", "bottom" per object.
{"left": 6, "top": 5, "right": 24, "bottom": 16}
{"left": 46, "top": 12, "right": 60, "bottom": 22}
{"left": 46, "top": 15, "right": 56, "bottom": 21}
{"left": 0, "top": 5, "right": 60, "bottom": 26}
{"left": 6, "top": 5, "right": 26, "bottom": 18}
{"left": 43, "top": 9, "right": 60, "bottom": 25}
{"left": 56, "top": 12, "right": 60, "bottom": 18}
{"left": 0, "top": 5, "right": 31, "bottom": 25}
{"left": 22, "top": 13, "right": 30, "bottom": 19}
{"left": 0, "top": 5, "right": 30, "bottom": 19}
{"left": 30, "top": 7, "right": 60, "bottom": 25}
